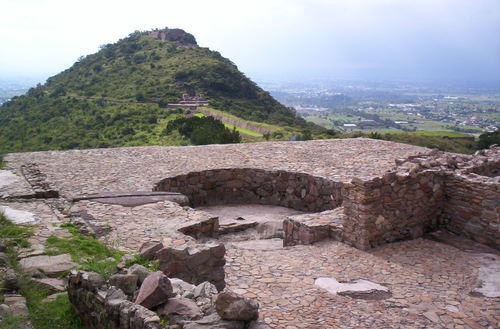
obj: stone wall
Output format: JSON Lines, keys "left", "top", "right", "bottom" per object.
{"left": 444, "top": 173, "right": 499, "bottom": 249}
{"left": 154, "top": 168, "right": 343, "bottom": 212}
{"left": 68, "top": 271, "right": 163, "bottom": 329}
{"left": 155, "top": 241, "right": 226, "bottom": 291}
{"left": 342, "top": 171, "right": 446, "bottom": 250}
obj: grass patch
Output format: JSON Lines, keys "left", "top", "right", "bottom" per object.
{"left": 222, "top": 122, "right": 263, "bottom": 137}
{"left": 194, "top": 109, "right": 264, "bottom": 137}
{"left": 45, "top": 227, "right": 124, "bottom": 279}
{"left": 0, "top": 154, "right": 4, "bottom": 169}
{"left": 0, "top": 215, "right": 82, "bottom": 329}
{"left": 0, "top": 314, "right": 27, "bottom": 329}
{"left": 26, "top": 292, "right": 82, "bottom": 329}
{"left": 0, "top": 212, "right": 33, "bottom": 249}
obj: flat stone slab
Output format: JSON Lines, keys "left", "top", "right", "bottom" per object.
{"left": 473, "top": 253, "right": 500, "bottom": 298}
{"left": 0, "top": 170, "right": 34, "bottom": 199}
{"left": 73, "top": 191, "right": 189, "bottom": 207}
{"left": 315, "top": 277, "right": 391, "bottom": 300}
{"left": 0, "top": 206, "right": 38, "bottom": 225}
{"left": 30, "top": 278, "right": 66, "bottom": 293}
{"left": 19, "top": 254, "right": 77, "bottom": 277}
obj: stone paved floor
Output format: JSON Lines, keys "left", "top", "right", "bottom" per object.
{"left": 225, "top": 239, "right": 499, "bottom": 329}
{"left": 4, "top": 139, "right": 430, "bottom": 198}
{"left": 70, "top": 200, "right": 216, "bottom": 252}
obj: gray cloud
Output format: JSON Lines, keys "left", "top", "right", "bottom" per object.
{"left": 0, "top": 0, "right": 498, "bottom": 82}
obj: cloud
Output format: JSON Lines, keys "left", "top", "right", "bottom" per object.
{"left": 0, "top": 0, "right": 498, "bottom": 81}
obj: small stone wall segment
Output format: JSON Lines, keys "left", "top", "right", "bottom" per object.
{"left": 156, "top": 241, "right": 226, "bottom": 291}
{"left": 68, "top": 271, "right": 163, "bottom": 329}
{"left": 444, "top": 173, "right": 499, "bottom": 249}
{"left": 154, "top": 168, "right": 343, "bottom": 212}
{"left": 342, "top": 171, "right": 446, "bottom": 250}
{"left": 283, "top": 207, "right": 345, "bottom": 246}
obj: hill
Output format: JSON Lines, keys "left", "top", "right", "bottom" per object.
{"left": 0, "top": 28, "right": 321, "bottom": 153}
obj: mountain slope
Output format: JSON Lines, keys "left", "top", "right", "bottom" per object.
{"left": 0, "top": 28, "right": 320, "bottom": 153}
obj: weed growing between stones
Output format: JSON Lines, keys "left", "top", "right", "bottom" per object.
{"left": 45, "top": 231, "right": 124, "bottom": 279}
{"left": 22, "top": 288, "right": 82, "bottom": 329}
{"left": 0, "top": 314, "right": 26, "bottom": 329}
{"left": 125, "top": 254, "right": 160, "bottom": 272}
{"left": 0, "top": 214, "right": 82, "bottom": 329}
{"left": 0, "top": 213, "right": 33, "bottom": 249}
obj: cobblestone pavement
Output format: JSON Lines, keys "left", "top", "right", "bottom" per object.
{"left": 4, "top": 139, "right": 430, "bottom": 197}
{"left": 70, "top": 200, "right": 216, "bottom": 252}
{"left": 225, "top": 239, "right": 499, "bottom": 329}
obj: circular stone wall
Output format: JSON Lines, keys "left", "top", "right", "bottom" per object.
{"left": 154, "top": 168, "right": 343, "bottom": 212}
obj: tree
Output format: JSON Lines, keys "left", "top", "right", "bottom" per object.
{"left": 477, "top": 131, "right": 499, "bottom": 149}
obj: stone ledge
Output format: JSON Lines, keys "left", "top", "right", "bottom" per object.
{"left": 283, "top": 207, "right": 345, "bottom": 247}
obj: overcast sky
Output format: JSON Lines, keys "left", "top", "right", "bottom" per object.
{"left": 1, "top": 0, "right": 499, "bottom": 83}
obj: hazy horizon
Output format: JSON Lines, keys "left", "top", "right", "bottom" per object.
{"left": 1, "top": 0, "right": 499, "bottom": 85}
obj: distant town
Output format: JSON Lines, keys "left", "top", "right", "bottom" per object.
{"left": 263, "top": 79, "right": 499, "bottom": 135}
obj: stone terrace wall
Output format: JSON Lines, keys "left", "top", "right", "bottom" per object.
{"left": 154, "top": 168, "right": 343, "bottom": 212}
{"left": 342, "top": 171, "right": 446, "bottom": 250}
{"left": 68, "top": 271, "right": 163, "bottom": 329}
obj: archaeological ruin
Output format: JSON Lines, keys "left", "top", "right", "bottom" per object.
{"left": 0, "top": 138, "right": 498, "bottom": 328}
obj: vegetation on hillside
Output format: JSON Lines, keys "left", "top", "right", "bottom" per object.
{"left": 477, "top": 130, "right": 499, "bottom": 149}
{"left": 335, "top": 131, "right": 478, "bottom": 154}
{"left": 165, "top": 116, "right": 241, "bottom": 145}
{"left": 0, "top": 29, "right": 322, "bottom": 153}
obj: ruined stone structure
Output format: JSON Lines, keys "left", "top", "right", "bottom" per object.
{"left": 1, "top": 139, "right": 498, "bottom": 328}
{"left": 155, "top": 168, "right": 342, "bottom": 212}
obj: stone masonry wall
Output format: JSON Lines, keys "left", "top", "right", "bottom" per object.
{"left": 342, "top": 171, "right": 446, "bottom": 250}
{"left": 154, "top": 168, "right": 343, "bottom": 212}
{"left": 444, "top": 173, "right": 499, "bottom": 249}
{"left": 68, "top": 271, "right": 163, "bottom": 329}
{"left": 155, "top": 241, "right": 227, "bottom": 291}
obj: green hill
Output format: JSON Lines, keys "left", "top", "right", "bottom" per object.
{"left": 0, "top": 28, "right": 320, "bottom": 153}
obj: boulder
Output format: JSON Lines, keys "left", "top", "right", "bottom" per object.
{"left": 0, "top": 252, "right": 9, "bottom": 265}
{"left": 215, "top": 291, "right": 259, "bottom": 321}
{"left": 127, "top": 264, "right": 152, "bottom": 285}
{"left": 81, "top": 271, "right": 105, "bottom": 292}
{"left": 193, "top": 281, "right": 217, "bottom": 300}
{"left": 170, "top": 278, "right": 196, "bottom": 298}
{"left": 3, "top": 268, "right": 19, "bottom": 291}
{"left": 134, "top": 271, "right": 173, "bottom": 309}
{"left": 139, "top": 241, "right": 163, "bottom": 260}
{"left": 183, "top": 313, "right": 244, "bottom": 329}
{"left": 105, "top": 286, "right": 127, "bottom": 302}
{"left": 157, "top": 296, "right": 202, "bottom": 323}
{"left": 0, "top": 304, "right": 12, "bottom": 317}
{"left": 109, "top": 273, "right": 138, "bottom": 296}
